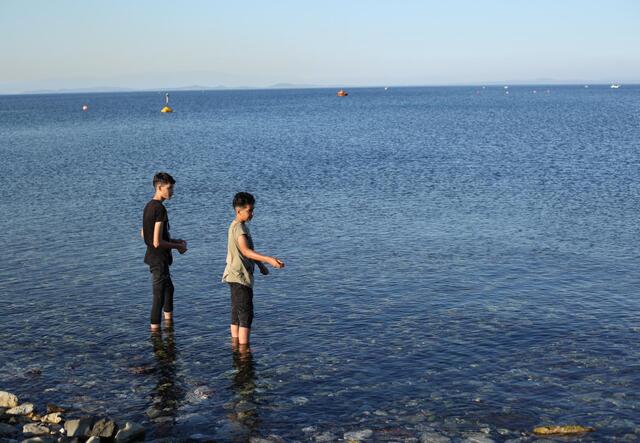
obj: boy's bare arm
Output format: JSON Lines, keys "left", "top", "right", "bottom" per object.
{"left": 153, "top": 221, "right": 187, "bottom": 253}
{"left": 238, "top": 235, "right": 284, "bottom": 268}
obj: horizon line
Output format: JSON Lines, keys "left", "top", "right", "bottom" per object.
{"left": 1, "top": 81, "right": 637, "bottom": 96}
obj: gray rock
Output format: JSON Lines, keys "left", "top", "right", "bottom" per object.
{"left": 6, "top": 403, "right": 34, "bottom": 415}
{"left": 90, "top": 418, "right": 117, "bottom": 437}
{"left": 420, "top": 432, "right": 451, "bottom": 443}
{"left": 0, "top": 392, "right": 18, "bottom": 408}
{"left": 114, "top": 421, "right": 145, "bottom": 442}
{"left": 344, "top": 429, "right": 374, "bottom": 441}
{"left": 0, "top": 422, "right": 18, "bottom": 437}
{"left": 64, "top": 417, "right": 94, "bottom": 437}
{"left": 40, "top": 413, "right": 63, "bottom": 424}
{"left": 22, "top": 423, "right": 51, "bottom": 436}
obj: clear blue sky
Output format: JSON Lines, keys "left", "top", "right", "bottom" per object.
{"left": 1, "top": 0, "right": 638, "bottom": 92}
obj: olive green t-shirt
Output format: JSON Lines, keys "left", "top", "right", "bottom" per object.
{"left": 222, "top": 220, "right": 255, "bottom": 288}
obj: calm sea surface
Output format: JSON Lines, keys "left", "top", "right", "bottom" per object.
{"left": 1, "top": 86, "right": 640, "bottom": 442}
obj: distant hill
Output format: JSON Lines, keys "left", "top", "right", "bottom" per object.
{"left": 22, "top": 86, "right": 136, "bottom": 94}
{"left": 269, "top": 83, "right": 321, "bottom": 89}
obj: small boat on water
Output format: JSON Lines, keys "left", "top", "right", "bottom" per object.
{"left": 337, "top": 89, "right": 348, "bottom": 97}
{"left": 610, "top": 84, "right": 621, "bottom": 89}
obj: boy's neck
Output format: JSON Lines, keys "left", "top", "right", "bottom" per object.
{"left": 153, "top": 193, "right": 165, "bottom": 202}
{"left": 234, "top": 216, "right": 245, "bottom": 224}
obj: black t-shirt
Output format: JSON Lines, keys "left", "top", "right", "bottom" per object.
{"left": 143, "top": 199, "right": 173, "bottom": 266}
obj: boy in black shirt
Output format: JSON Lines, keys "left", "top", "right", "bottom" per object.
{"left": 142, "top": 172, "right": 187, "bottom": 331}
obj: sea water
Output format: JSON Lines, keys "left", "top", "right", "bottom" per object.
{"left": 1, "top": 86, "right": 640, "bottom": 441}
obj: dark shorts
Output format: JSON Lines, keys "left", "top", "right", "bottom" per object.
{"left": 229, "top": 283, "right": 254, "bottom": 328}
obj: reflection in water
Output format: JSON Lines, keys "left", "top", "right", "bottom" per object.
{"left": 148, "top": 327, "right": 183, "bottom": 435}
{"left": 229, "top": 341, "right": 260, "bottom": 436}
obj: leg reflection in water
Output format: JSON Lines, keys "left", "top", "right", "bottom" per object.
{"left": 229, "top": 339, "right": 260, "bottom": 433}
{"left": 148, "top": 327, "right": 183, "bottom": 436}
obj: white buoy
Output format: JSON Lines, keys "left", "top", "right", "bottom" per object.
{"left": 82, "top": 104, "right": 89, "bottom": 111}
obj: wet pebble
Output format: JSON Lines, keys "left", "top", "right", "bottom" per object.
{"left": 420, "top": 431, "right": 451, "bottom": 443}
{"left": 314, "top": 431, "right": 337, "bottom": 442}
{"left": 461, "top": 434, "right": 495, "bottom": 443}
{"left": 344, "top": 429, "right": 374, "bottom": 441}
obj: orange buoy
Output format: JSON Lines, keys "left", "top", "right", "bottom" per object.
{"left": 337, "top": 89, "right": 348, "bottom": 97}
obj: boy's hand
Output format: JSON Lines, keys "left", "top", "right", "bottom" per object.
{"left": 177, "top": 240, "right": 188, "bottom": 254}
{"left": 268, "top": 257, "right": 285, "bottom": 269}
{"left": 258, "top": 263, "right": 269, "bottom": 275}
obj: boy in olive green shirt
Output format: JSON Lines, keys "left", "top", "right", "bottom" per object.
{"left": 222, "top": 192, "right": 284, "bottom": 346}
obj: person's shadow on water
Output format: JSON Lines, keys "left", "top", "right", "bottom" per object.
{"left": 148, "top": 327, "right": 184, "bottom": 435}
{"left": 229, "top": 342, "right": 260, "bottom": 434}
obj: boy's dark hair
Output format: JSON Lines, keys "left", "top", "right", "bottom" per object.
{"left": 233, "top": 192, "right": 255, "bottom": 208}
{"left": 153, "top": 172, "right": 175, "bottom": 188}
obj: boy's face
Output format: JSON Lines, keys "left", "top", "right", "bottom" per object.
{"left": 236, "top": 204, "right": 254, "bottom": 222}
{"left": 156, "top": 182, "right": 174, "bottom": 200}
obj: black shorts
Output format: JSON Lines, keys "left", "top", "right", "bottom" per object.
{"left": 229, "top": 283, "right": 254, "bottom": 328}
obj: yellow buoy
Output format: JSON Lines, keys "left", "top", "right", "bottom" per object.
{"left": 160, "top": 92, "right": 173, "bottom": 112}
{"left": 533, "top": 425, "right": 595, "bottom": 436}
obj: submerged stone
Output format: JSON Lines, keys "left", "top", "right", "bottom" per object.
{"left": 420, "top": 432, "right": 451, "bottom": 443}
{"left": 461, "top": 434, "right": 495, "bottom": 443}
{"left": 314, "top": 431, "right": 337, "bottom": 442}
{"left": 344, "top": 429, "right": 373, "bottom": 441}
{"left": 533, "top": 425, "right": 595, "bottom": 435}
{"left": 45, "top": 404, "right": 65, "bottom": 414}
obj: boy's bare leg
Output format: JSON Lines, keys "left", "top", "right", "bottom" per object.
{"left": 150, "top": 323, "right": 161, "bottom": 332}
{"left": 238, "top": 327, "right": 250, "bottom": 345}
{"left": 230, "top": 324, "right": 239, "bottom": 338}
{"left": 164, "top": 312, "right": 173, "bottom": 322}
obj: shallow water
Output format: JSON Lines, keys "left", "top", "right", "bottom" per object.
{"left": 1, "top": 86, "right": 640, "bottom": 441}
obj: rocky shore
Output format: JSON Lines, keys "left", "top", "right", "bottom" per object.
{"left": 0, "top": 390, "right": 145, "bottom": 443}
